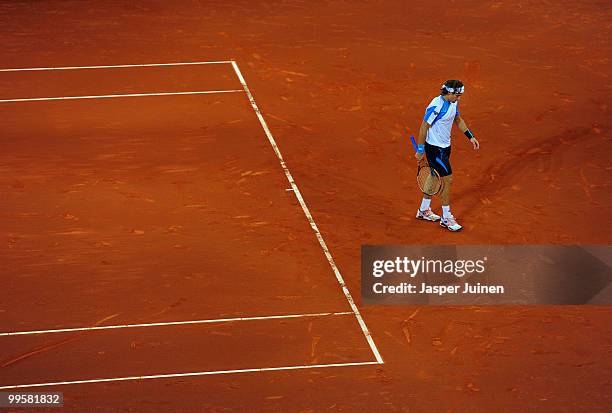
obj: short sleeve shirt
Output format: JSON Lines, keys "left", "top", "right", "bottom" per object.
{"left": 423, "top": 95, "right": 459, "bottom": 148}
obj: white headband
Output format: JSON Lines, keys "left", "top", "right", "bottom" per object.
{"left": 442, "top": 84, "right": 464, "bottom": 94}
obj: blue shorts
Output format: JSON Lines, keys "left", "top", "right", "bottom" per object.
{"left": 425, "top": 142, "right": 452, "bottom": 177}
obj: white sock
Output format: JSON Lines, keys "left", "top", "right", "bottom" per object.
{"left": 419, "top": 198, "right": 431, "bottom": 211}
{"left": 442, "top": 205, "right": 451, "bottom": 218}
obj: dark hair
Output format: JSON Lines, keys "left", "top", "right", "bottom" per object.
{"left": 441, "top": 79, "right": 464, "bottom": 95}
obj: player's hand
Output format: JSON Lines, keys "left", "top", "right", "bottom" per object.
{"left": 470, "top": 137, "right": 480, "bottom": 150}
{"left": 414, "top": 152, "right": 425, "bottom": 161}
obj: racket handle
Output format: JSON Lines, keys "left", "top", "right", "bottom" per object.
{"left": 410, "top": 135, "right": 418, "bottom": 152}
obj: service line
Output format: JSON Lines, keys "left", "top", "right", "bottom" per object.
{"left": 0, "top": 311, "right": 353, "bottom": 338}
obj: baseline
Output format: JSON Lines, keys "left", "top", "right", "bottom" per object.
{"left": 230, "top": 60, "right": 384, "bottom": 364}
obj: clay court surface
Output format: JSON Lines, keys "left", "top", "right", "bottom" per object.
{"left": 0, "top": 1, "right": 611, "bottom": 412}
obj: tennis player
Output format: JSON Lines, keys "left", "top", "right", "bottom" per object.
{"left": 414, "top": 80, "right": 480, "bottom": 231}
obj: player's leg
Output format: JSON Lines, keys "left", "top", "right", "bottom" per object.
{"left": 423, "top": 173, "right": 438, "bottom": 195}
{"left": 416, "top": 193, "right": 440, "bottom": 221}
{"left": 436, "top": 147, "right": 462, "bottom": 231}
{"left": 440, "top": 174, "right": 452, "bottom": 206}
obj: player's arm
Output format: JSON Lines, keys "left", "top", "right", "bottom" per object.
{"left": 418, "top": 120, "right": 430, "bottom": 146}
{"left": 416, "top": 102, "right": 439, "bottom": 159}
{"left": 415, "top": 120, "right": 430, "bottom": 160}
{"left": 454, "top": 114, "right": 480, "bottom": 150}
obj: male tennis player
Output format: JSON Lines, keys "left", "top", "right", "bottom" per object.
{"left": 414, "top": 79, "right": 480, "bottom": 232}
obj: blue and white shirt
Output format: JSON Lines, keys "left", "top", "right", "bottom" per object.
{"left": 423, "top": 95, "right": 459, "bottom": 148}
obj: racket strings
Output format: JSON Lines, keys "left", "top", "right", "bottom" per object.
{"left": 416, "top": 165, "right": 442, "bottom": 195}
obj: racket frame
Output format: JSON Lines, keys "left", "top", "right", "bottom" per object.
{"left": 410, "top": 134, "right": 443, "bottom": 196}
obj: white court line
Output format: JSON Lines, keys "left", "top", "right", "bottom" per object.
{"left": 230, "top": 60, "right": 384, "bottom": 365}
{"left": 0, "top": 361, "right": 379, "bottom": 390}
{"left": 0, "top": 311, "right": 353, "bottom": 337}
{"left": 0, "top": 89, "right": 243, "bottom": 103}
{"left": 0, "top": 60, "right": 232, "bottom": 72}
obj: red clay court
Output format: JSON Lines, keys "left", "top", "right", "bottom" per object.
{"left": 0, "top": 1, "right": 611, "bottom": 412}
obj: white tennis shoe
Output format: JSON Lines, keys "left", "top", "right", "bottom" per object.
{"left": 416, "top": 208, "right": 441, "bottom": 222}
{"left": 440, "top": 214, "right": 463, "bottom": 231}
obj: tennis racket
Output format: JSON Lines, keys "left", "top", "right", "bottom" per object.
{"left": 410, "top": 135, "right": 443, "bottom": 196}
